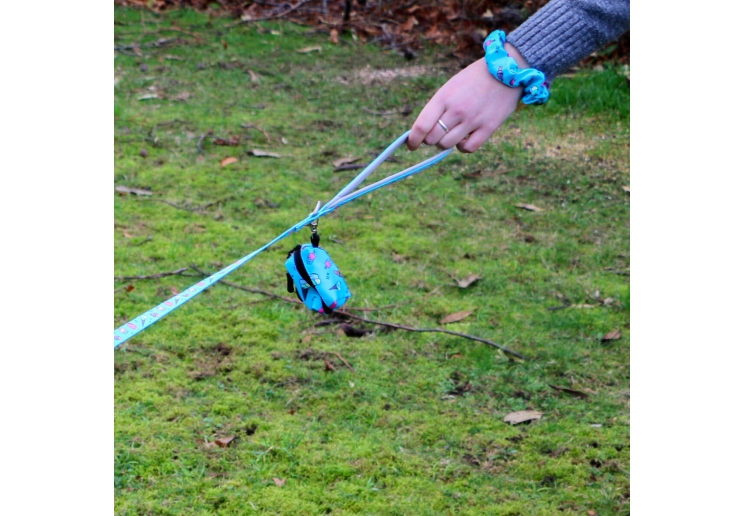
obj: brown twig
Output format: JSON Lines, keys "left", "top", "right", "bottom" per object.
{"left": 115, "top": 267, "right": 190, "bottom": 282}
{"left": 188, "top": 266, "right": 523, "bottom": 358}
{"left": 331, "top": 352, "right": 356, "bottom": 372}
{"left": 344, "top": 287, "right": 441, "bottom": 312}
{"left": 241, "top": 123, "right": 271, "bottom": 143}
{"left": 138, "top": 196, "right": 233, "bottom": 213}
{"left": 197, "top": 132, "right": 208, "bottom": 154}
{"left": 190, "top": 265, "right": 301, "bottom": 304}
{"left": 130, "top": 235, "right": 153, "bottom": 247}
{"left": 334, "top": 310, "right": 527, "bottom": 360}
{"left": 225, "top": 0, "right": 313, "bottom": 27}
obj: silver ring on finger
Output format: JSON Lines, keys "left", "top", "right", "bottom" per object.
{"left": 437, "top": 119, "right": 450, "bottom": 133}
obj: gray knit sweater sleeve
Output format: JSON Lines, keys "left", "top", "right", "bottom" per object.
{"left": 507, "top": 0, "right": 630, "bottom": 82}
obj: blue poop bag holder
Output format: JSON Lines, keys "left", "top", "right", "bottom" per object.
{"left": 114, "top": 131, "right": 452, "bottom": 347}
{"left": 285, "top": 237, "right": 350, "bottom": 314}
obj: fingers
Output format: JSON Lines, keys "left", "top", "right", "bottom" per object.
{"left": 436, "top": 121, "right": 471, "bottom": 150}
{"left": 456, "top": 127, "right": 493, "bottom": 153}
{"left": 406, "top": 99, "right": 444, "bottom": 151}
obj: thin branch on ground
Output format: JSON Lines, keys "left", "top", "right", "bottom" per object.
{"left": 344, "top": 287, "right": 441, "bottom": 312}
{"left": 190, "top": 265, "right": 524, "bottom": 358}
{"left": 331, "top": 352, "right": 355, "bottom": 371}
{"left": 240, "top": 123, "right": 271, "bottom": 142}
{"left": 138, "top": 196, "right": 233, "bottom": 213}
{"left": 115, "top": 267, "right": 190, "bottom": 282}
{"left": 130, "top": 235, "right": 153, "bottom": 247}
{"left": 114, "top": 37, "right": 177, "bottom": 52}
{"left": 197, "top": 132, "right": 210, "bottom": 154}
{"left": 190, "top": 265, "right": 301, "bottom": 304}
{"left": 334, "top": 310, "right": 527, "bottom": 360}
{"left": 225, "top": 0, "right": 313, "bottom": 27}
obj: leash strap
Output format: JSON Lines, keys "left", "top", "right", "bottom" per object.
{"left": 114, "top": 131, "right": 452, "bottom": 348}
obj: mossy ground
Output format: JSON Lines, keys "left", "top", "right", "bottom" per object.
{"left": 115, "top": 7, "right": 629, "bottom": 515}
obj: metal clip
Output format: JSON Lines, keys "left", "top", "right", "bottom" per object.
{"left": 309, "top": 201, "right": 321, "bottom": 233}
{"left": 309, "top": 201, "right": 321, "bottom": 247}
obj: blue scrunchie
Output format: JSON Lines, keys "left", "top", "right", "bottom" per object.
{"left": 483, "top": 30, "right": 550, "bottom": 105}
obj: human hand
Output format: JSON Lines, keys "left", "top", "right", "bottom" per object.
{"left": 407, "top": 44, "right": 528, "bottom": 153}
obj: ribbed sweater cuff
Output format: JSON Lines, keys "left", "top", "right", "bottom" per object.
{"left": 507, "top": 0, "right": 600, "bottom": 82}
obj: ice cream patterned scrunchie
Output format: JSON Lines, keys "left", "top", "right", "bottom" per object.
{"left": 483, "top": 30, "right": 550, "bottom": 105}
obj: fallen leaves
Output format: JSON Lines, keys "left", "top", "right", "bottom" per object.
{"left": 172, "top": 91, "right": 190, "bottom": 102}
{"left": 247, "top": 69, "right": 260, "bottom": 83}
{"left": 601, "top": 329, "right": 622, "bottom": 341}
{"left": 214, "top": 136, "right": 240, "bottom": 146}
{"left": 548, "top": 384, "right": 590, "bottom": 398}
{"left": 220, "top": 157, "right": 238, "bottom": 167}
{"left": 247, "top": 149, "right": 281, "bottom": 158}
{"left": 621, "top": 185, "right": 630, "bottom": 193}
{"left": 273, "top": 477, "right": 286, "bottom": 486}
{"left": 296, "top": 46, "right": 321, "bottom": 53}
{"left": 115, "top": 186, "right": 153, "bottom": 196}
{"left": 215, "top": 435, "right": 236, "bottom": 448}
{"left": 332, "top": 156, "right": 361, "bottom": 168}
{"left": 440, "top": 310, "right": 474, "bottom": 325}
{"left": 515, "top": 203, "right": 544, "bottom": 212}
{"left": 503, "top": 410, "right": 543, "bottom": 425}
{"left": 340, "top": 323, "right": 374, "bottom": 338}
{"left": 452, "top": 273, "right": 481, "bottom": 289}
{"left": 329, "top": 29, "right": 339, "bottom": 45}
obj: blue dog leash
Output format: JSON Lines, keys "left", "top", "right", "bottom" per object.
{"left": 114, "top": 131, "right": 453, "bottom": 348}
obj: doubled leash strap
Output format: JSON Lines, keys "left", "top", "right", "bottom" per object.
{"left": 114, "top": 131, "right": 453, "bottom": 348}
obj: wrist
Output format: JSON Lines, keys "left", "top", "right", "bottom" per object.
{"left": 483, "top": 31, "right": 550, "bottom": 105}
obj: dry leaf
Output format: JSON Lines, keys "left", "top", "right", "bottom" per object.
{"left": 248, "top": 149, "right": 281, "bottom": 158}
{"left": 296, "top": 46, "right": 321, "bottom": 54}
{"left": 324, "top": 360, "right": 337, "bottom": 372}
{"left": 503, "top": 410, "right": 543, "bottom": 425}
{"left": 215, "top": 436, "right": 236, "bottom": 448}
{"left": 515, "top": 203, "right": 544, "bottom": 212}
{"left": 601, "top": 329, "right": 622, "bottom": 341}
{"left": 402, "top": 16, "right": 418, "bottom": 31}
{"left": 570, "top": 304, "right": 595, "bottom": 309}
{"left": 392, "top": 251, "right": 405, "bottom": 263}
{"left": 440, "top": 310, "right": 474, "bottom": 325}
{"left": 115, "top": 186, "right": 153, "bottom": 196}
{"left": 301, "top": 335, "right": 312, "bottom": 344}
{"left": 169, "top": 286, "right": 180, "bottom": 295}
{"left": 172, "top": 91, "right": 190, "bottom": 102}
{"left": 621, "top": 185, "right": 630, "bottom": 193}
{"left": 247, "top": 69, "right": 260, "bottom": 83}
{"left": 454, "top": 273, "right": 481, "bottom": 288}
{"left": 125, "top": 284, "right": 135, "bottom": 293}
{"left": 340, "top": 323, "right": 373, "bottom": 338}
{"left": 220, "top": 156, "right": 238, "bottom": 167}
{"left": 137, "top": 93, "right": 159, "bottom": 101}
{"left": 221, "top": 39, "right": 228, "bottom": 50}
{"left": 123, "top": 231, "right": 133, "bottom": 239}
{"left": 214, "top": 136, "right": 240, "bottom": 146}
{"left": 329, "top": 29, "right": 339, "bottom": 44}
{"left": 549, "top": 384, "right": 589, "bottom": 398}
{"left": 332, "top": 156, "right": 360, "bottom": 168}
{"left": 203, "top": 441, "right": 217, "bottom": 450}
{"left": 272, "top": 477, "right": 286, "bottom": 486}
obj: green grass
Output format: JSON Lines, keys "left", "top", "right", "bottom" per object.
{"left": 115, "top": 7, "right": 629, "bottom": 515}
